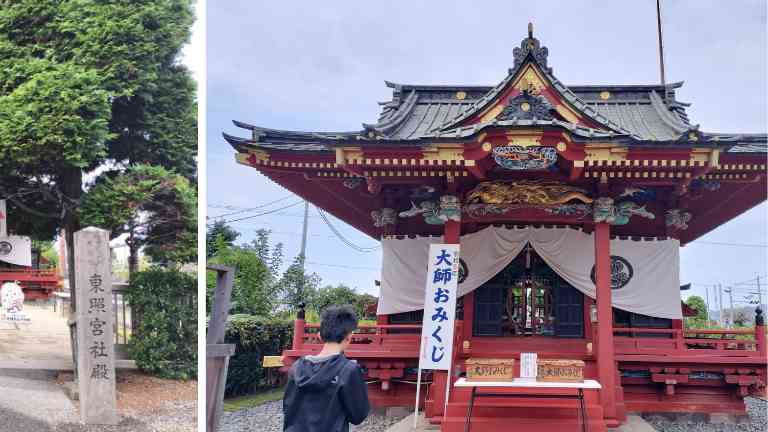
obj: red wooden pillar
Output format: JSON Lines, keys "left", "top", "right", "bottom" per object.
{"left": 594, "top": 222, "right": 617, "bottom": 420}
{"left": 292, "top": 304, "right": 306, "bottom": 350}
{"left": 430, "top": 220, "right": 461, "bottom": 418}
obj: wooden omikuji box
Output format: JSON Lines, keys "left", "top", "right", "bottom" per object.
{"left": 465, "top": 358, "right": 515, "bottom": 382}
{"left": 537, "top": 359, "right": 585, "bottom": 382}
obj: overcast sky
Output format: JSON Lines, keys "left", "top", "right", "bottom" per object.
{"left": 207, "top": 1, "right": 767, "bottom": 309}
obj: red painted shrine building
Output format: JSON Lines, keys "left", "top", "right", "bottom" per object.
{"left": 0, "top": 201, "right": 59, "bottom": 301}
{"left": 226, "top": 28, "right": 767, "bottom": 431}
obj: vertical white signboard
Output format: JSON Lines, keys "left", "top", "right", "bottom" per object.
{"left": 419, "top": 243, "right": 460, "bottom": 370}
{"left": 75, "top": 227, "right": 118, "bottom": 425}
{"left": 414, "top": 243, "right": 460, "bottom": 426}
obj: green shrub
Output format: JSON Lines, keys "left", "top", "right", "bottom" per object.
{"left": 126, "top": 268, "right": 197, "bottom": 380}
{"left": 224, "top": 315, "right": 293, "bottom": 397}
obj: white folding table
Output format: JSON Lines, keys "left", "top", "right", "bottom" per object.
{"left": 454, "top": 377, "right": 602, "bottom": 432}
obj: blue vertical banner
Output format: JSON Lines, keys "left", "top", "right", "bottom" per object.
{"left": 418, "top": 243, "right": 460, "bottom": 371}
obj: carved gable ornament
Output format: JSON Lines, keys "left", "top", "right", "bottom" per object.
{"left": 497, "top": 90, "right": 553, "bottom": 122}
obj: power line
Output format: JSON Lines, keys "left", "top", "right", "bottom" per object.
{"left": 208, "top": 195, "right": 294, "bottom": 218}
{"left": 208, "top": 201, "right": 304, "bottom": 224}
{"left": 692, "top": 241, "right": 768, "bottom": 248}
{"left": 306, "top": 261, "right": 378, "bottom": 271}
{"left": 316, "top": 207, "right": 380, "bottom": 253}
{"left": 730, "top": 274, "right": 768, "bottom": 287}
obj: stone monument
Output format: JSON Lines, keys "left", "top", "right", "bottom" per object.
{"left": 75, "top": 227, "right": 118, "bottom": 425}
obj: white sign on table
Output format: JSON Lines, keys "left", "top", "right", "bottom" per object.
{"left": 520, "top": 352, "right": 538, "bottom": 380}
{"left": 414, "top": 243, "right": 460, "bottom": 426}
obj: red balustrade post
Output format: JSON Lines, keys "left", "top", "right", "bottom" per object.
{"left": 755, "top": 307, "right": 765, "bottom": 356}
{"left": 672, "top": 319, "right": 685, "bottom": 351}
{"left": 292, "top": 303, "right": 306, "bottom": 350}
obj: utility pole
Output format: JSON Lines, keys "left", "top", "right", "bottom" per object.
{"left": 757, "top": 275, "right": 763, "bottom": 310}
{"left": 298, "top": 200, "right": 309, "bottom": 307}
{"left": 724, "top": 287, "right": 734, "bottom": 328}
{"left": 656, "top": 0, "right": 667, "bottom": 95}
{"left": 718, "top": 283, "right": 724, "bottom": 327}
{"left": 704, "top": 285, "right": 710, "bottom": 325}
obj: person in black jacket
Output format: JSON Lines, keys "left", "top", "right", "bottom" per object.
{"left": 283, "top": 305, "right": 370, "bottom": 432}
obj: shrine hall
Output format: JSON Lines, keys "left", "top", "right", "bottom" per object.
{"left": 225, "top": 26, "right": 767, "bottom": 432}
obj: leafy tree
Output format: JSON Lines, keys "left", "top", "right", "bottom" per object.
{"left": 80, "top": 164, "right": 196, "bottom": 274}
{"left": 206, "top": 220, "right": 240, "bottom": 258}
{"left": 312, "top": 284, "right": 378, "bottom": 319}
{"left": 355, "top": 293, "right": 379, "bottom": 319}
{"left": 32, "top": 239, "right": 58, "bottom": 269}
{"left": 313, "top": 284, "right": 360, "bottom": 314}
{"left": 207, "top": 233, "right": 284, "bottom": 317}
{"left": 0, "top": 0, "right": 196, "bottom": 293}
{"left": 250, "top": 229, "right": 283, "bottom": 277}
{"left": 279, "top": 254, "right": 321, "bottom": 312}
{"left": 685, "top": 295, "right": 709, "bottom": 329}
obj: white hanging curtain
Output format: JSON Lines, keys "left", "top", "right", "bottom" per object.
{"left": 378, "top": 226, "right": 681, "bottom": 319}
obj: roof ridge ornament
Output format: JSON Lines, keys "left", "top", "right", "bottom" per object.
{"left": 497, "top": 89, "right": 553, "bottom": 121}
{"left": 512, "top": 22, "right": 551, "bottom": 74}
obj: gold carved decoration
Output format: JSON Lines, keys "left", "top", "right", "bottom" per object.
{"left": 480, "top": 104, "right": 505, "bottom": 123}
{"left": 455, "top": 91, "right": 467, "bottom": 100}
{"left": 505, "top": 131, "right": 542, "bottom": 148}
{"left": 520, "top": 102, "right": 531, "bottom": 112}
{"left": 249, "top": 149, "right": 270, "bottom": 162}
{"left": 584, "top": 143, "right": 628, "bottom": 162}
{"left": 465, "top": 180, "right": 593, "bottom": 205}
{"left": 599, "top": 91, "right": 611, "bottom": 100}
{"left": 422, "top": 144, "right": 465, "bottom": 162}
{"left": 513, "top": 66, "right": 546, "bottom": 93}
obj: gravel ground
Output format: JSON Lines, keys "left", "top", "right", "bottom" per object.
{"left": 643, "top": 397, "right": 767, "bottom": 432}
{"left": 0, "top": 369, "right": 196, "bottom": 432}
{"left": 219, "top": 400, "right": 407, "bottom": 432}
{"left": 54, "top": 400, "right": 197, "bottom": 432}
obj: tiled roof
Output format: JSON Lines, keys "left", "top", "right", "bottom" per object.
{"left": 226, "top": 32, "right": 765, "bottom": 153}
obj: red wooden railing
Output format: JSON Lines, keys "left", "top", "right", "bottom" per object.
{"left": 614, "top": 326, "right": 765, "bottom": 356}
{"left": 0, "top": 268, "right": 59, "bottom": 283}
{"left": 290, "top": 318, "right": 766, "bottom": 359}
{"left": 299, "top": 323, "right": 421, "bottom": 347}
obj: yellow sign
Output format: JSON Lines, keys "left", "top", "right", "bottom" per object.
{"left": 262, "top": 356, "right": 284, "bottom": 368}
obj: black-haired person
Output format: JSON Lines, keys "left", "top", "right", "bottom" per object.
{"left": 283, "top": 305, "right": 371, "bottom": 432}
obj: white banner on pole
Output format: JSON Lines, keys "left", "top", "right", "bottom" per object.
{"left": 414, "top": 243, "right": 460, "bottom": 426}
{"left": 419, "top": 243, "right": 460, "bottom": 370}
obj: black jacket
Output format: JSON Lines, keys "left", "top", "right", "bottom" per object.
{"left": 283, "top": 353, "right": 370, "bottom": 432}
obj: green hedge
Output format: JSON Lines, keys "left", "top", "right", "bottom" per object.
{"left": 126, "top": 268, "right": 197, "bottom": 380}
{"left": 224, "top": 315, "right": 293, "bottom": 397}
